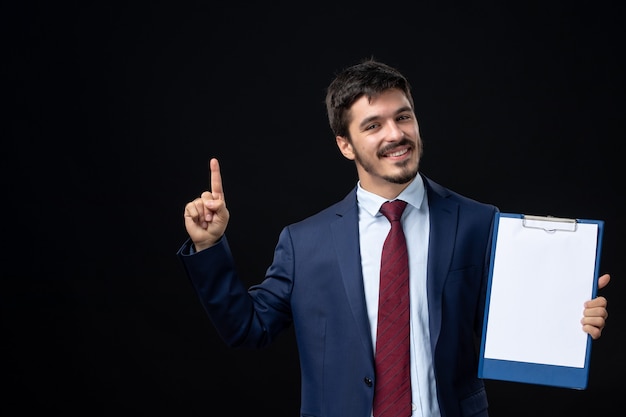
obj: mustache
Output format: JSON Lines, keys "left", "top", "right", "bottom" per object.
{"left": 377, "top": 138, "right": 414, "bottom": 157}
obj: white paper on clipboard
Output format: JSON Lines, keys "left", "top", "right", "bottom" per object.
{"left": 478, "top": 212, "right": 604, "bottom": 389}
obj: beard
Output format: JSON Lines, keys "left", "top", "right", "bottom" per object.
{"left": 382, "top": 163, "right": 418, "bottom": 184}
{"left": 353, "top": 138, "right": 421, "bottom": 185}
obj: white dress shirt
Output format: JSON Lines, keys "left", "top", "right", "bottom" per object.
{"left": 357, "top": 175, "right": 441, "bottom": 417}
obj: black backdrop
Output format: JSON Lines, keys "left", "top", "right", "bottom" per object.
{"left": 4, "top": 2, "right": 624, "bottom": 416}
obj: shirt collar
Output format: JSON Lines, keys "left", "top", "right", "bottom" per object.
{"left": 356, "top": 174, "right": 425, "bottom": 218}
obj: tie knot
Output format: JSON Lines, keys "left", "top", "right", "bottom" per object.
{"left": 380, "top": 200, "right": 407, "bottom": 222}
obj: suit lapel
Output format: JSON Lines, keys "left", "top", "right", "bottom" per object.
{"left": 423, "top": 175, "right": 459, "bottom": 352}
{"left": 329, "top": 179, "right": 461, "bottom": 360}
{"left": 330, "top": 189, "right": 376, "bottom": 360}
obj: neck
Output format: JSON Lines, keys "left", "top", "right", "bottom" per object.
{"left": 359, "top": 176, "right": 415, "bottom": 200}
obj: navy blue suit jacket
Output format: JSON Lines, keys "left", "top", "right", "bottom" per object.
{"left": 177, "top": 174, "right": 498, "bottom": 417}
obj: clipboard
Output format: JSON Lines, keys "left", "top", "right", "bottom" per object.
{"left": 478, "top": 212, "right": 604, "bottom": 389}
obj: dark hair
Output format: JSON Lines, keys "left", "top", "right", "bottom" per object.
{"left": 325, "top": 59, "right": 415, "bottom": 138}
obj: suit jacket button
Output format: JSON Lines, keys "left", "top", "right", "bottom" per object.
{"left": 364, "top": 377, "right": 373, "bottom": 387}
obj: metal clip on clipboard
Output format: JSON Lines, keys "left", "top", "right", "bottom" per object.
{"left": 522, "top": 214, "right": 578, "bottom": 233}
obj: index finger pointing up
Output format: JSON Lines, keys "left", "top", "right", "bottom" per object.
{"left": 209, "top": 157, "right": 224, "bottom": 200}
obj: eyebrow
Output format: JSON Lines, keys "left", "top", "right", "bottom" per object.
{"left": 358, "top": 106, "right": 413, "bottom": 131}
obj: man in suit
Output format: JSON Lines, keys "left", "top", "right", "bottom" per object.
{"left": 177, "top": 59, "right": 609, "bottom": 417}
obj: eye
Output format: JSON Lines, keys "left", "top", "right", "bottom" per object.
{"left": 364, "top": 123, "right": 380, "bottom": 131}
{"left": 397, "top": 114, "right": 411, "bottom": 121}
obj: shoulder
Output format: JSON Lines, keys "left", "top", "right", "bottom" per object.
{"left": 295, "top": 187, "right": 357, "bottom": 225}
{"left": 280, "top": 187, "right": 358, "bottom": 238}
{"left": 422, "top": 174, "right": 499, "bottom": 216}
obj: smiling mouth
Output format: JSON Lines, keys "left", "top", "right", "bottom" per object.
{"left": 379, "top": 138, "right": 414, "bottom": 159}
{"left": 385, "top": 148, "right": 408, "bottom": 157}
{"left": 381, "top": 146, "right": 411, "bottom": 159}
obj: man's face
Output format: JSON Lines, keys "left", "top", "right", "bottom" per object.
{"left": 336, "top": 88, "right": 422, "bottom": 199}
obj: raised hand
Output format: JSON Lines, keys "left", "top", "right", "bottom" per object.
{"left": 184, "top": 158, "right": 230, "bottom": 251}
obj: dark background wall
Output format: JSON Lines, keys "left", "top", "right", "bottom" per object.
{"left": 4, "top": 2, "right": 624, "bottom": 415}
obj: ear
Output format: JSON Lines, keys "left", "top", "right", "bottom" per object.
{"left": 335, "top": 135, "right": 355, "bottom": 160}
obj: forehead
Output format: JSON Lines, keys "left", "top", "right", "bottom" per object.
{"left": 349, "top": 88, "right": 412, "bottom": 120}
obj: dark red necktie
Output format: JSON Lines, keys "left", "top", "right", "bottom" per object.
{"left": 373, "top": 200, "right": 411, "bottom": 417}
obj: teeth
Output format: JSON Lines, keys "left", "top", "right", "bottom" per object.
{"left": 387, "top": 148, "right": 408, "bottom": 157}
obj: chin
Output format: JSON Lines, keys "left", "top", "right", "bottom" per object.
{"left": 386, "top": 168, "right": 417, "bottom": 185}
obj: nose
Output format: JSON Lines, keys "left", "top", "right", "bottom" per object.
{"left": 385, "top": 120, "right": 405, "bottom": 142}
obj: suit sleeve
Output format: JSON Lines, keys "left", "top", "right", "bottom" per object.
{"left": 177, "top": 231, "right": 294, "bottom": 349}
